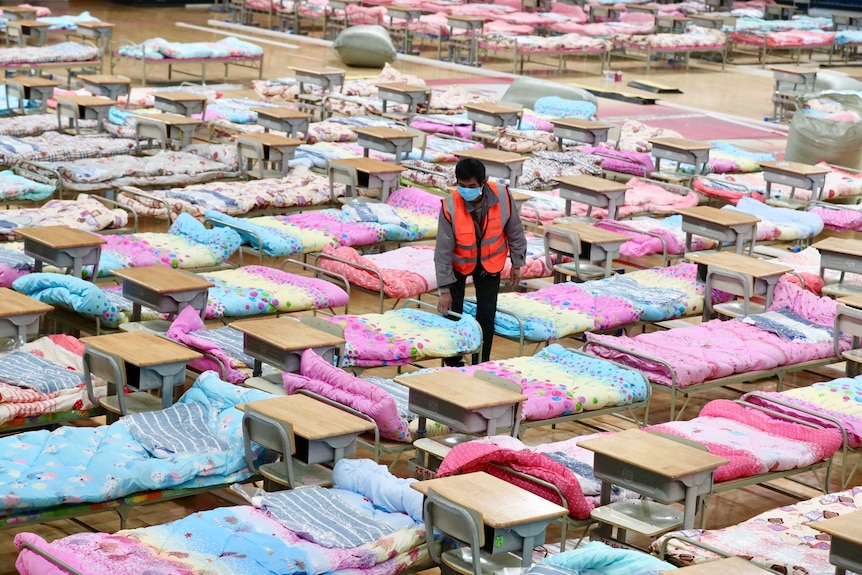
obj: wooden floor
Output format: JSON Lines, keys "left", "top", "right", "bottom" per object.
{"left": 0, "top": 1, "right": 860, "bottom": 572}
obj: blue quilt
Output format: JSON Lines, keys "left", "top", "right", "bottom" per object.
{"left": 0, "top": 372, "right": 271, "bottom": 512}
{"left": 537, "top": 542, "right": 675, "bottom": 575}
{"left": 205, "top": 210, "right": 304, "bottom": 258}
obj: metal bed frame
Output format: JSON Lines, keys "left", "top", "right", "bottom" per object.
{"left": 728, "top": 31, "right": 834, "bottom": 67}
{"left": 612, "top": 38, "right": 728, "bottom": 72}
{"left": 479, "top": 38, "right": 611, "bottom": 75}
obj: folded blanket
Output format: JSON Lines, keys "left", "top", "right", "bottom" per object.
{"left": 740, "top": 308, "right": 833, "bottom": 343}
{"left": 124, "top": 402, "right": 234, "bottom": 458}
{"left": 0, "top": 352, "right": 84, "bottom": 394}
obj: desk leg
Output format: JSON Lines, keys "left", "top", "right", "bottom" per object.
{"left": 16, "top": 324, "right": 27, "bottom": 346}
{"left": 253, "top": 359, "right": 263, "bottom": 378}
{"left": 33, "top": 259, "right": 43, "bottom": 273}
{"left": 685, "top": 232, "right": 692, "bottom": 254}
{"left": 564, "top": 199, "right": 571, "bottom": 217}
{"left": 683, "top": 485, "right": 698, "bottom": 530}
{"left": 416, "top": 415, "right": 427, "bottom": 438}
{"left": 735, "top": 233, "right": 744, "bottom": 255}
{"left": 132, "top": 303, "right": 142, "bottom": 323}
{"left": 604, "top": 251, "right": 613, "bottom": 278}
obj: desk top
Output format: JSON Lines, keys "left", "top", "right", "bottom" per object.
{"left": 411, "top": 472, "right": 567, "bottom": 528}
{"left": 10, "top": 20, "right": 51, "bottom": 28}
{"left": 76, "top": 21, "right": 117, "bottom": 29}
{"left": 1, "top": 6, "right": 36, "bottom": 13}
{"left": 579, "top": 429, "right": 727, "bottom": 479}
{"left": 759, "top": 160, "right": 831, "bottom": 176}
{"left": 291, "top": 66, "right": 345, "bottom": 78}
{"left": 647, "top": 137, "right": 712, "bottom": 152}
{"left": 463, "top": 102, "right": 522, "bottom": 115}
{"left": 137, "top": 112, "right": 202, "bottom": 126}
{"left": 0, "top": 287, "right": 53, "bottom": 318}
{"left": 6, "top": 75, "right": 59, "bottom": 88}
{"left": 770, "top": 65, "right": 818, "bottom": 77}
{"left": 812, "top": 237, "right": 862, "bottom": 257}
{"left": 687, "top": 251, "right": 793, "bottom": 278}
{"left": 252, "top": 107, "right": 312, "bottom": 120}
{"left": 15, "top": 226, "right": 107, "bottom": 248}
{"left": 232, "top": 317, "right": 345, "bottom": 350}
{"left": 330, "top": 157, "right": 407, "bottom": 174}
{"left": 239, "top": 394, "right": 375, "bottom": 439}
{"left": 78, "top": 74, "right": 131, "bottom": 85}
{"left": 353, "top": 126, "right": 416, "bottom": 140}
{"left": 387, "top": 4, "right": 424, "bottom": 13}
{"left": 82, "top": 331, "right": 202, "bottom": 367}
{"left": 394, "top": 371, "right": 526, "bottom": 409}
{"left": 555, "top": 174, "right": 628, "bottom": 193}
{"left": 551, "top": 117, "right": 616, "bottom": 131}
{"left": 546, "top": 221, "right": 629, "bottom": 244}
{"left": 153, "top": 91, "right": 208, "bottom": 103}
{"left": 662, "top": 557, "right": 768, "bottom": 575}
{"left": 809, "top": 509, "right": 862, "bottom": 545}
{"left": 675, "top": 206, "right": 760, "bottom": 227}
{"left": 375, "top": 82, "right": 429, "bottom": 95}
{"left": 112, "top": 266, "right": 214, "bottom": 293}
{"left": 238, "top": 132, "right": 303, "bottom": 147}
{"left": 838, "top": 294, "right": 862, "bottom": 310}
{"left": 446, "top": 14, "right": 486, "bottom": 22}
{"left": 57, "top": 96, "right": 116, "bottom": 108}
{"left": 454, "top": 148, "right": 526, "bottom": 164}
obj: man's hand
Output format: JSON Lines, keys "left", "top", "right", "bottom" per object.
{"left": 437, "top": 292, "right": 453, "bottom": 314}
{"left": 509, "top": 266, "right": 523, "bottom": 290}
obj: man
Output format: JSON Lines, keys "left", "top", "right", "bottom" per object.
{"left": 435, "top": 158, "right": 527, "bottom": 366}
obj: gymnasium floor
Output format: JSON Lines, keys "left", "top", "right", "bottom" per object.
{"left": 0, "top": 1, "right": 859, "bottom": 572}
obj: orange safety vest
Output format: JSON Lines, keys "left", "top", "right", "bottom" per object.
{"left": 441, "top": 181, "right": 509, "bottom": 275}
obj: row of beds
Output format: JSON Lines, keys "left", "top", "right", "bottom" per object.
{"left": 2, "top": 68, "right": 862, "bottom": 574}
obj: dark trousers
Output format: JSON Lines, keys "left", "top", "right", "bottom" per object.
{"left": 445, "top": 269, "right": 500, "bottom": 366}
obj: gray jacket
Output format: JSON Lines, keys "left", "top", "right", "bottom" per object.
{"left": 434, "top": 183, "right": 527, "bottom": 289}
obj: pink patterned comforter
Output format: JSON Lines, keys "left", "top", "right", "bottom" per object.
{"left": 587, "top": 280, "right": 846, "bottom": 388}
{"left": 650, "top": 399, "right": 843, "bottom": 482}
{"left": 731, "top": 29, "right": 835, "bottom": 47}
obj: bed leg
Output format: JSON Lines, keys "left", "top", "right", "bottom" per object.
{"left": 117, "top": 505, "right": 132, "bottom": 530}
{"left": 558, "top": 519, "right": 568, "bottom": 552}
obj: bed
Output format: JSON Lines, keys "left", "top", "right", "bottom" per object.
{"left": 17, "top": 144, "right": 241, "bottom": 200}
{"left": 584, "top": 279, "right": 848, "bottom": 420}
{"left": 115, "top": 165, "right": 342, "bottom": 221}
{"left": 0, "top": 132, "right": 138, "bottom": 167}
{"left": 315, "top": 234, "right": 553, "bottom": 312}
{"left": 111, "top": 36, "right": 264, "bottom": 86}
{"left": 0, "top": 334, "right": 106, "bottom": 432}
{"left": 0, "top": 371, "right": 273, "bottom": 530}
{"left": 0, "top": 41, "right": 100, "bottom": 77}
{"left": 465, "top": 262, "right": 727, "bottom": 353}
{"left": 613, "top": 26, "right": 728, "bottom": 72}
{"left": 478, "top": 33, "right": 611, "bottom": 74}
{"left": 14, "top": 458, "right": 432, "bottom": 575}
{"left": 693, "top": 163, "right": 862, "bottom": 205}
{"left": 0, "top": 194, "right": 131, "bottom": 240}
{"left": 0, "top": 113, "right": 96, "bottom": 138}
{"left": 729, "top": 29, "right": 835, "bottom": 66}
{"left": 653, "top": 486, "right": 862, "bottom": 575}
{"left": 206, "top": 186, "right": 442, "bottom": 261}
{"left": 0, "top": 166, "right": 56, "bottom": 203}
{"left": 519, "top": 177, "right": 698, "bottom": 228}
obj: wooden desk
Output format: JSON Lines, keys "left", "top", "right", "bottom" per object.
{"left": 232, "top": 317, "right": 345, "bottom": 377}
{"left": 72, "top": 21, "right": 116, "bottom": 48}
{"left": 446, "top": 15, "right": 485, "bottom": 66}
{"left": 395, "top": 371, "right": 526, "bottom": 436}
{"left": 112, "top": 266, "right": 212, "bottom": 323}
{"left": 759, "top": 160, "right": 831, "bottom": 204}
{"left": 0, "top": 288, "right": 52, "bottom": 343}
{"left": 135, "top": 112, "right": 202, "bottom": 151}
{"left": 810, "top": 510, "right": 862, "bottom": 575}
{"left": 770, "top": 66, "right": 818, "bottom": 121}
{"left": 454, "top": 148, "right": 527, "bottom": 184}
{"left": 834, "top": 298, "right": 862, "bottom": 378}
{"left": 1, "top": 6, "right": 37, "bottom": 21}
{"left": 688, "top": 251, "right": 792, "bottom": 317}
{"left": 237, "top": 132, "right": 303, "bottom": 178}
{"left": 626, "top": 4, "right": 660, "bottom": 14}
{"left": 412, "top": 472, "right": 567, "bottom": 568}
{"left": 545, "top": 221, "right": 629, "bottom": 278}
{"left": 656, "top": 15, "right": 690, "bottom": 33}
{"left": 649, "top": 137, "right": 712, "bottom": 176}
{"left": 152, "top": 91, "right": 208, "bottom": 118}
{"left": 688, "top": 14, "right": 736, "bottom": 29}
{"left": 580, "top": 430, "right": 727, "bottom": 533}
{"left": 833, "top": 12, "right": 862, "bottom": 31}
{"left": 291, "top": 66, "right": 345, "bottom": 93}
{"left": 6, "top": 20, "right": 50, "bottom": 47}
{"left": 354, "top": 126, "right": 415, "bottom": 164}
{"left": 765, "top": 2, "right": 795, "bottom": 20}
{"left": 551, "top": 118, "right": 614, "bottom": 148}
{"left": 589, "top": 4, "right": 624, "bottom": 22}
{"left": 464, "top": 102, "right": 522, "bottom": 132}
{"left": 328, "top": 157, "right": 406, "bottom": 203}
{"left": 56, "top": 96, "right": 115, "bottom": 134}
{"left": 253, "top": 107, "right": 311, "bottom": 138}
{"left": 813, "top": 237, "right": 862, "bottom": 281}
{"left": 240, "top": 394, "right": 374, "bottom": 465}
{"left": 82, "top": 331, "right": 202, "bottom": 411}
{"left": 663, "top": 558, "right": 769, "bottom": 574}
{"left": 386, "top": 6, "right": 423, "bottom": 53}
{"left": 675, "top": 206, "right": 760, "bottom": 255}
{"left": 4, "top": 75, "right": 59, "bottom": 114}
{"left": 78, "top": 75, "right": 131, "bottom": 102}
{"left": 15, "top": 226, "right": 106, "bottom": 279}
{"left": 555, "top": 174, "right": 628, "bottom": 220}
{"left": 375, "top": 82, "right": 430, "bottom": 116}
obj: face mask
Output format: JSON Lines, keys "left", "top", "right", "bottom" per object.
{"left": 457, "top": 185, "right": 482, "bottom": 202}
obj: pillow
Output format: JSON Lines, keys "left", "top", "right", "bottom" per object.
{"left": 297, "top": 348, "right": 411, "bottom": 441}
{"left": 333, "top": 25, "right": 396, "bottom": 68}
{"left": 533, "top": 96, "right": 597, "bottom": 119}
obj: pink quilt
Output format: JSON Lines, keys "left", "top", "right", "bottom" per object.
{"left": 586, "top": 280, "right": 847, "bottom": 388}
{"left": 649, "top": 400, "right": 843, "bottom": 482}
{"left": 731, "top": 30, "right": 835, "bottom": 47}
